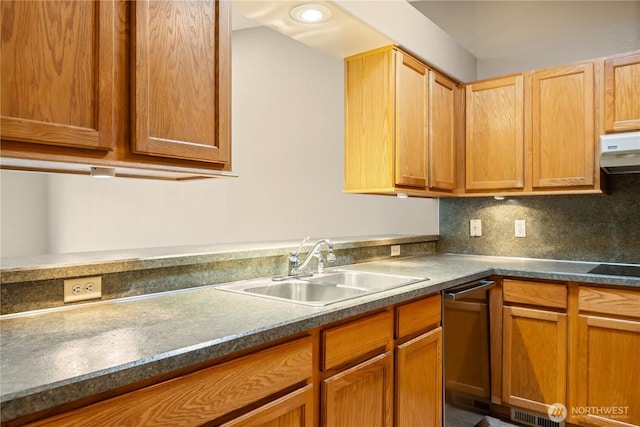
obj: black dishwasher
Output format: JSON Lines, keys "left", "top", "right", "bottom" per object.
{"left": 442, "top": 279, "right": 495, "bottom": 426}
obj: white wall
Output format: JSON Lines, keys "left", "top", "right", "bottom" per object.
{"left": 0, "top": 171, "right": 49, "bottom": 257}
{"left": 0, "top": 26, "right": 437, "bottom": 257}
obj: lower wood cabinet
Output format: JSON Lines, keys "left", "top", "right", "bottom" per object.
{"left": 497, "top": 279, "right": 640, "bottom": 427}
{"left": 395, "top": 294, "right": 443, "bottom": 427}
{"left": 221, "top": 385, "right": 314, "bottom": 427}
{"left": 502, "top": 305, "right": 567, "bottom": 413}
{"left": 320, "top": 310, "right": 394, "bottom": 427}
{"left": 17, "top": 293, "right": 444, "bottom": 427}
{"left": 25, "top": 337, "right": 313, "bottom": 426}
{"left": 322, "top": 352, "right": 394, "bottom": 427}
{"left": 571, "top": 286, "right": 640, "bottom": 427}
{"left": 501, "top": 279, "right": 568, "bottom": 414}
{"left": 396, "top": 327, "right": 443, "bottom": 427}
{"left": 319, "top": 295, "right": 443, "bottom": 427}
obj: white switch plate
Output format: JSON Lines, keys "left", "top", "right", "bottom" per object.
{"left": 515, "top": 220, "right": 526, "bottom": 238}
{"left": 470, "top": 219, "right": 482, "bottom": 237}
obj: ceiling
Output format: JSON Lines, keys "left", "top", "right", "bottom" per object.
{"left": 231, "top": 1, "right": 393, "bottom": 59}
{"left": 232, "top": 1, "right": 640, "bottom": 79}
{"left": 409, "top": 1, "right": 640, "bottom": 78}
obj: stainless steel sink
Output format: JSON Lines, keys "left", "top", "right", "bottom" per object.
{"left": 216, "top": 270, "right": 426, "bottom": 306}
{"left": 242, "top": 281, "right": 366, "bottom": 304}
{"left": 308, "top": 270, "right": 423, "bottom": 291}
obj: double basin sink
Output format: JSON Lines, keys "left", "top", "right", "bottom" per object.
{"left": 217, "top": 270, "right": 427, "bottom": 306}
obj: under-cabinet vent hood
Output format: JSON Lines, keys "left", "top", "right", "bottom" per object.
{"left": 600, "top": 131, "right": 640, "bottom": 174}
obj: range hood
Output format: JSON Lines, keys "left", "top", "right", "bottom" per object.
{"left": 600, "top": 131, "right": 640, "bottom": 174}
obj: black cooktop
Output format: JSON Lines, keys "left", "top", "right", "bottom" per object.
{"left": 588, "top": 263, "right": 640, "bottom": 278}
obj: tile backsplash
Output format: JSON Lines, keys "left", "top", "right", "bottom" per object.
{"left": 439, "top": 174, "right": 640, "bottom": 263}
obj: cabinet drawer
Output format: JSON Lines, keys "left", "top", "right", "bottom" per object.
{"left": 579, "top": 286, "right": 640, "bottom": 318}
{"left": 503, "top": 279, "right": 567, "bottom": 309}
{"left": 396, "top": 294, "right": 441, "bottom": 339}
{"left": 322, "top": 311, "right": 393, "bottom": 371}
{"left": 28, "top": 337, "right": 312, "bottom": 426}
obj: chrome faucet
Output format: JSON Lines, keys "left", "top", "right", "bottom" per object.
{"left": 288, "top": 237, "right": 336, "bottom": 276}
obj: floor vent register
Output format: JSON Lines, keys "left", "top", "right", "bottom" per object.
{"left": 510, "top": 408, "right": 565, "bottom": 427}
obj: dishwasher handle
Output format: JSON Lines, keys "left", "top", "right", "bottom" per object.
{"left": 443, "top": 279, "right": 495, "bottom": 301}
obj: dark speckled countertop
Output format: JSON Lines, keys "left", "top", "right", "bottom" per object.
{"left": 1, "top": 253, "right": 638, "bottom": 423}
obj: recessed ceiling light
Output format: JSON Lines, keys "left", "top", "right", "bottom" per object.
{"left": 290, "top": 4, "right": 331, "bottom": 24}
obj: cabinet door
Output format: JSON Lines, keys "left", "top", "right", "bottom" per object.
{"left": 322, "top": 352, "right": 393, "bottom": 427}
{"left": 574, "top": 315, "right": 640, "bottom": 427}
{"left": 1, "top": 0, "right": 116, "bottom": 150}
{"left": 502, "top": 306, "right": 567, "bottom": 414}
{"left": 605, "top": 51, "right": 640, "bottom": 133}
{"left": 396, "top": 327, "right": 443, "bottom": 427}
{"left": 443, "top": 300, "right": 490, "bottom": 398}
{"left": 429, "top": 71, "right": 457, "bottom": 191}
{"left": 132, "top": 0, "right": 230, "bottom": 165}
{"left": 25, "top": 337, "right": 312, "bottom": 426}
{"left": 221, "top": 385, "right": 314, "bottom": 427}
{"left": 465, "top": 76, "right": 524, "bottom": 190}
{"left": 529, "top": 63, "right": 595, "bottom": 188}
{"left": 395, "top": 50, "right": 428, "bottom": 188}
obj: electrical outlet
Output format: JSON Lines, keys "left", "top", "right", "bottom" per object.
{"left": 64, "top": 276, "right": 102, "bottom": 303}
{"left": 515, "top": 220, "right": 526, "bottom": 238}
{"left": 470, "top": 219, "right": 482, "bottom": 237}
{"left": 390, "top": 245, "right": 401, "bottom": 256}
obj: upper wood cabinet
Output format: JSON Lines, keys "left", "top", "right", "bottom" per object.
{"left": 1, "top": 0, "right": 232, "bottom": 179}
{"left": 429, "top": 71, "right": 458, "bottom": 191}
{"left": 465, "top": 75, "right": 525, "bottom": 191}
{"left": 1, "top": 1, "right": 116, "bottom": 151}
{"left": 394, "top": 51, "right": 429, "bottom": 188}
{"left": 527, "top": 62, "right": 596, "bottom": 189}
{"left": 344, "top": 48, "right": 640, "bottom": 198}
{"left": 464, "top": 60, "right": 600, "bottom": 195}
{"left": 132, "top": 0, "right": 230, "bottom": 164}
{"left": 604, "top": 50, "right": 640, "bottom": 133}
{"left": 344, "top": 46, "right": 458, "bottom": 197}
